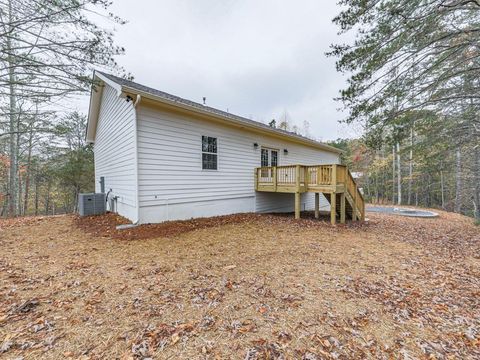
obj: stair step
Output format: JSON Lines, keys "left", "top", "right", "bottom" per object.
{"left": 324, "top": 191, "right": 362, "bottom": 221}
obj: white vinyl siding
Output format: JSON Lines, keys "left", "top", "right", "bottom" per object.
{"left": 136, "top": 103, "right": 339, "bottom": 223}
{"left": 94, "top": 85, "right": 138, "bottom": 222}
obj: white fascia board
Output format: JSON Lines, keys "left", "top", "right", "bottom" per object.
{"left": 95, "top": 71, "right": 122, "bottom": 97}
{"left": 86, "top": 72, "right": 123, "bottom": 144}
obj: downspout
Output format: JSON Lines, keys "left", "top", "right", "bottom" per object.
{"left": 134, "top": 94, "right": 142, "bottom": 108}
{"left": 133, "top": 94, "right": 142, "bottom": 224}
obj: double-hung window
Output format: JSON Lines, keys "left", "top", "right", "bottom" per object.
{"left": 202, "top": 136, "right": 217, "bottom": 170}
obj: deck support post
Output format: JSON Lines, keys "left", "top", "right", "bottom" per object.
{"left": 332, "top": 164, "right": 337, "bottom": 189}
{"left": 295, "top": 165, "right": 301, "bottom": 220}
{"left": 272, "top": 166, "right": 277, "bottom": 192}
{"left": 340, "top": 192, "right": 346, "bottom": 224}
{"left": 314, "top": 193, "right": 319, "bottom": 219}
{"left": 353, "top": 184, "right": 358, "bottom": 221}
{"left": 330, "top": 193, "right": 336, "bottom": 225}
{"left": 295, "top": 192, "right": 301, "bottom": 219}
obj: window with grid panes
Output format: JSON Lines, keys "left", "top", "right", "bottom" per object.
{"left": 202, "top": 136, "right": 217, "bottom": 170}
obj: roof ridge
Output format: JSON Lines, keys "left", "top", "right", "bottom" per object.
{"left": 94, "top": 71, "right": 341, "bottom": 154}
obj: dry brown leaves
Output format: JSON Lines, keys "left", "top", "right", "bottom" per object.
{"left": 0, "top": 209, "right": 479, "bottom": 359}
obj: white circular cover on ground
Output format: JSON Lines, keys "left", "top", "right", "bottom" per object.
{"left": 367, "top": 206, "right": 439, "bottom": 218}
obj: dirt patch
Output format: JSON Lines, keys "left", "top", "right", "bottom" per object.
{"left": 74, "top": 212, "right": 265, "bottom": 240}
{"left": 73, "top": 211, "right": 366, "bottom": 241}
{"left": 0, "top": 209, "right": 479, "bottom": 359}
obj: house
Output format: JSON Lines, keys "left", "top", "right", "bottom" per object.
{"left": 86, "top": 71, "right": 364, "bottom": 224}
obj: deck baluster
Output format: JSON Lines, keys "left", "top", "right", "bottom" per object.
{"left": 273, "top": 166, "right": 277, "bottom": 192}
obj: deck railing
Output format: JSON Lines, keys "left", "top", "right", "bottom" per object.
{"left": 277, "top": 165, "right": 297, "bottom": 185}
{"left": 256, "top": 164, "right": 341, "bottom": 190}
{"left": 255, "top": 164, "right": 365, "bottom": 221}
{"left": 341, "top": 165, "right": 364, "bottom": 220}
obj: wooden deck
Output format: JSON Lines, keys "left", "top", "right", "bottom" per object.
{"left": 254, "top": 164, "right": 365, "bottom": 224}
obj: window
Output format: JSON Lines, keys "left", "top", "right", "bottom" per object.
{"left": 261, "top": 148, "right": 269, "bottom": 167}
{"left": 271, "top": 150, "right": 278, "bottom": 167}
{"left": 202, "top": 136, "right": 217, "bottom": 170}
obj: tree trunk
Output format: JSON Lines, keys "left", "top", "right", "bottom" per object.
{"left": 23, "top": 149, "right": 32, "bottom": 216}
{"left": 23, "top": 119, "right": 35, "bottom": 216}
{"left": 1, "top": 183, "right": 8, "bottom": 217}
{"left": 440, "top": 169, "right": 445, "bottom": 209}
{"left": 407, "top": 126, "right": 414, "bottom": 205}
{"left": 45, "top": 181, "right": 51, "bottom": 215}
{"left": 73, "top": 185, "right": 80, "bottom": 213}
{"left": 454, "top": 148, "right": 462, "bottom": 213}
{"left": 426, "top": 175, "right": 431, "bottom": 206}
{"left": 392, "top": 145, "right": 396, "bottom": 204}
{"left": 34, "top": 175, "right": 39, "bottom": 216}
{"left": 18, "top": 169, "right": 22, "bottom": 215}
{"left": 381, "top": 148, "right": 386, "bottom": 203}
{"left": 396, "top": 142, "right": 401, "bottom": 205}
{"left": 474, "top": 146, "right": 480, "bottom": 220}
{"left": 7, "top": 0, "right": 18, "bottom": 217}
{"left": 365, "top": 173, "right": 370, "bottom": 199}
{"left": 16, "top": 119, "right": 22, "bottom": 215}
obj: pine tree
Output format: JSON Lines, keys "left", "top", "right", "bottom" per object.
{"left": 329, "top": 0, "right": 480, "bottom": 217}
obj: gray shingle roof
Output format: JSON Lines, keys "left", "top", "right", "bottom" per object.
{"left": 96, "top": 71, "right": 341, "bottom": 154}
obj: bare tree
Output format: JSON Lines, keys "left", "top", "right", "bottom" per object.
{"left": 0, "top": 0, "right": 126, "bottom": 216}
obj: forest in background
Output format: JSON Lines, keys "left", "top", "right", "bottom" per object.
{"left": 1, "top": 0, "right": 479, "bottom": 220}
{"left": 0, "top": 112, "right": 93, "bottom": 216}
{"left": 0, "top": 0, "right": 125, "bottom": 217}
{"left": 327, "top": 0, "right": 479, "bottom": 220}
{"left": 329, "top": 131, "right": 479, "bottom": 219}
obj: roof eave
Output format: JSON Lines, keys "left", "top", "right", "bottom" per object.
{"left": 121, "top": 84, "right": 342, "bottom": 155}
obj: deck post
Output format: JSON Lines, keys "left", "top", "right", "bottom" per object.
{"left": 254, "top": 168, "right": 258, "bottom": 191}
{"left": 332, "top": 164, "right": 337, "bottom": 188}
{"left": 305, "top": 167, "right": 309, "bottom": 190}
{"left": 353, "top": 183, "right": 358, "bottom": 221}
{"left": 361, "top": 199, "right": 365, "bottom": 221}
{"left": 340, "top": 192, "right": 346, "bottom": 224}
{"left": 314, "top": 193, "right": 319, "bottom": 219}
{"left": 295, "top": 192, "right": 301, "bottom": 219}
{"left": 295, "top": 165, "right": 301, "bottom": 192}
{"left": 295, "top": 165, "right": 302, "bottom": 219}
{"left": 330, "top": 193, "right": 336, "bottom": 225}
{"left": 272, "top": 166, "right": 277, "bottom": 192}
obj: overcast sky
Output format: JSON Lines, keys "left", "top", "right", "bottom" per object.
{"left": 89, "top": 0, "right": 359, "bottom": 141}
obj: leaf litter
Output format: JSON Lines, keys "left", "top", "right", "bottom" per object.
{"left": 0, "top": 209, "right": 478, "bottom": 359}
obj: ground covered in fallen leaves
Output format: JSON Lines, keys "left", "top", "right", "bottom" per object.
{"left": 0, "top": 210, "right": 479, "bottom": 359}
